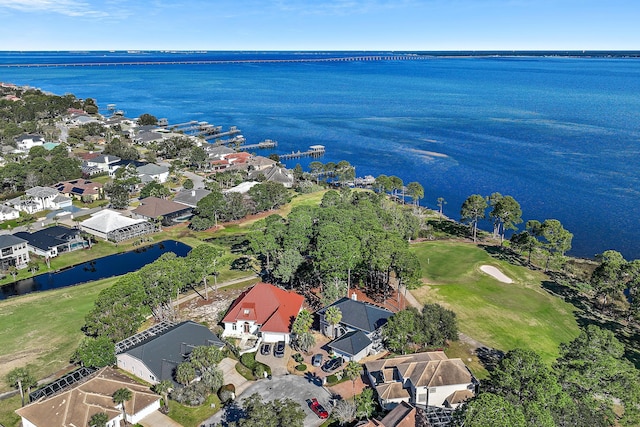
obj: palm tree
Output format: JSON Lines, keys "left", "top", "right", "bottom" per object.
{"left": 112, "top": 387, "right": 132, "bottom": 425}
{"left": 175, "top": 361, "right": 196, "bottom": 386}
{"left": 88, "top": 412, "right": 109, "bottom": 427}
{"left": 324, "top": 306, "right": 342, "bottom": 338}
{"left": 344, "top": 361, "right": 363, "bottom": 395}
{"left": 152, "top": 380, "right": 173, "bottom": 413}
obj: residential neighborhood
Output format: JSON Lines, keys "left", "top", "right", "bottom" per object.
{"left": 1, "top": 83, "right": 638, "bottom": 427}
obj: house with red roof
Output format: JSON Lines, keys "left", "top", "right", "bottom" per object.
{"left": 221, "top": 282, "right": 305, "bottom": 343}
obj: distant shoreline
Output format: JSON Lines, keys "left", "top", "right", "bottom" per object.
{"left": 1, "top": 50, "right": 638, "bottom": 68}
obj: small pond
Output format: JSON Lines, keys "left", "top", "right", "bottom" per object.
{"left": 0, "top": 240, "right": 191, "bottom": 300}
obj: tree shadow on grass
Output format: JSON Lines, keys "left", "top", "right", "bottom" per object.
{"left": 475, "top": 346, "right": 505, "bottom": 372}
{"left": 428, "top": 219, "right": 469, "bottom": 239}
{"left": 481, "top": 244, "right": 529, "bottom": 268}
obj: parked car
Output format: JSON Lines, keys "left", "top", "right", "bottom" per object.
{"left": 260, "top": 343, "right": 271, "bottom": 356}
{"left": 274, "top": 340, "right": 285, "bottom": 358}
{"left": 309, "top": 398, "right": 329, "bottom": 419}
{"left": 312, "top": 353, "right": 323, "bottom": 367}
{"left": 321, "top": 356, "right": 343, "bottom": 372}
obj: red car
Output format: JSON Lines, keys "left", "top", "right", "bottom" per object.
{"left": 309, "top": 398, "right": 329, "bottom": 419}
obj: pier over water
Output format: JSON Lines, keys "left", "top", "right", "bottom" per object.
{"left": 0, "top": 55, "right": 427, "bottom": 68}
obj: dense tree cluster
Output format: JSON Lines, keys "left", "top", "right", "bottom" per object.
{"left": 587, "top": 250, "right": 640, "bottom": 321}
{"left": 454, "top": 325, "right": 640, "bottom": 427}
{"left": 382, "top": 304, "right": 458, "bottom": 354}
{"left": 227, "top": 392, "right": 306, "bottom": 427}
{"left": 190, "top": 182, "right": 289, "bottom": 231}
{"left": 0, "top": 87, "right": 83, "bottom": 144}
{"left": 0, "top": 144, "right": 81, "bottom": 193}
{"left": 248, "top": 188, "right": 421, "bottom": 305}
{"left": 83, "top": 245, "right": 226, "bottom": 343}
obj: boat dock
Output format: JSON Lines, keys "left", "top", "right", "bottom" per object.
{"left": 165, "top": 121, "right": 241, "bottom": 140}
{"left": 238, "top": 139, "right": 278, "bottom": 151}
{"left": 279, "top": 145, "right": 325, "bottom": 160}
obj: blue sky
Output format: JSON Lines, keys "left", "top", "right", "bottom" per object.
{"left": 1, "top": 0, "right": 638, "bottom": 51}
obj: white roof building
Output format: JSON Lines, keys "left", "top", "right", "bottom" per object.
{"left": 80, "top": 209, "right": 156, "bottom": 242}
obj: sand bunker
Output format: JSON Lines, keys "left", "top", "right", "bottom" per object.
{"left": 480, "top": 265, "right": 513, "bottom": 283}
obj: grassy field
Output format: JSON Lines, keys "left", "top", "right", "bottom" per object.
{"left": 410, "top": 241, "right": 581, "bottom": 364}
{"left": 0, "top": 277, "right": 117, "bottom": 389}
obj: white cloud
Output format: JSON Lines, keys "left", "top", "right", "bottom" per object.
{"left": 0, "top": 0, "right": 108, "bottom": 17}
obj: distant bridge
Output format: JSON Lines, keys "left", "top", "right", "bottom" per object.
{"left": 0, "top": 55, "right": 428, "bottom": 68}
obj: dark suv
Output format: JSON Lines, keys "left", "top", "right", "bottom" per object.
{"left": 321, "top": 357, "right": 343, "bottom": 372}
{"left": 274, "top": 340, "right": 285, "bottom": 358}
{"left": 260, "top": 343, "right": 271, "bottom": 356}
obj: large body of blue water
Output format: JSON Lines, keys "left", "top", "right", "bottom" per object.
{"left": 1, "top": 51, "right": 639, "bottom": 259}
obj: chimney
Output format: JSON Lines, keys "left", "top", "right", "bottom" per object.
{"left": 351, "top": 292, "right": 357, "bottom": 301}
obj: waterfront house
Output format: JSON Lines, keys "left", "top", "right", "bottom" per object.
{"left": 364, "top": 351, "right": 477, "bottom": 410}
{"left": 247, "top": 155, "right": 277, "bottom": 172}
{"left": 221, "top": 282, "right": 305, "bottom": 343}
{"left": 16, "top": 367, "right": 161, "bottom": 427}
{"left": 79, "top": 209, "right": 156, "bottom": 242}
{"left": 0, "top": 234, "right": 29, "bottom": 270}
{"left": 317, "top": 295, "right": 393, "bottom": 362}
{"left": 132, "top": 196, "right": 193, "bottom": 225}
{"left": 14, "top": 225, "right": 86, "bottom": 258}
{"left": 116, "top": 321, "right": 224, "bottom": 385}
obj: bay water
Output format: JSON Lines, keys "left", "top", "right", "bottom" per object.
{"left": 1, "top": 52, "right": 638, "bottom": 259}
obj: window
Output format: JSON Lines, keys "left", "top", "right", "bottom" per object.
{"left": 232, "top": 323, "right": 237, "bottom": 331}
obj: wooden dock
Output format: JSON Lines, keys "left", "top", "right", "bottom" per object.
{"left": 279, "top": 145, "right": 325, "bottom": 160}
{"left": 238, "top": 139, "right": 278, "bottom": 151}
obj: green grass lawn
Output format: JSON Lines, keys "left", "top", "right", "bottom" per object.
{"left": 0, "top": 277, "right": 117, "bottom": 389}
{"left": 168, "top": 393, "right": 221, "bottom": 427}
{"left": 410, "top": 241, "right": 580, "bottom": 364}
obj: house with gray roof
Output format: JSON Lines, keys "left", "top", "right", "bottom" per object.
{"left": 173, "top": 189, "right": 211, "bottom": 208}
{"left": 116, "top": 321, "right": 224, "bottom": 385}
{"left": 0, "top": 205, "right": 19, "bottom": 222}
{"left": 14, "top": 226, "right": 85, "bottom": 258}
{"left": 248, "top": 165, "right": 295, "bottom": 188}
{"left": 317, "top": 295, "right": 393, "bottom": 362}
{"left": 15, "top": 133, "right": 45, "bottom": 152}
{"left": 0, "top": 234, "right": 29, "bottom": 270}
{"left": 136, "top": 163, "right": 169, "bottom": 183}
{"left": 9, "top": 186, "right": 70, "bottom": 214}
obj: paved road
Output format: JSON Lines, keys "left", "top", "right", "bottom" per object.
{"left": 202, "top": 375, "right": 332, "bottom": 427}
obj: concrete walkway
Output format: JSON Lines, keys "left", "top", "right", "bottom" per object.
{"left": 218, "top": 357, "right": 254, "bottom": 396}
{"left": 139, "top": 410, "right": 184, "bottom": 427}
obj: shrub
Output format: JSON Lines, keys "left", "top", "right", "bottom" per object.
{"left": 295, "top": 364, "right": 307, "bottom": 372}
{"left": 292, "top": 353, "right": 304, "bottom": 363}
{"left": 218, "top": 384, "right": 235, "bottom": 403}
{"left": 170, "top": 382, "right": 208, "bottom": 406}
{"left": 253, "top": 364, "right": 265, "bottom": 378}
{"left": 241, "top": 352, "right": 257, "bottom": 370}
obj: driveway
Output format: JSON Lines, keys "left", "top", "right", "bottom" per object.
{"left": 255, "top": 342, "right": 291, "bottom": 376}
{"left": 218, "top": 357, "right": 254, "bottom": 397}
{"left": 202, "top": 375, "right": 332, "bottom": 427}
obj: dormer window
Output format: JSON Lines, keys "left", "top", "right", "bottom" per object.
{"left": 243, "top": 309, "right": 250, "bottom": 315}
